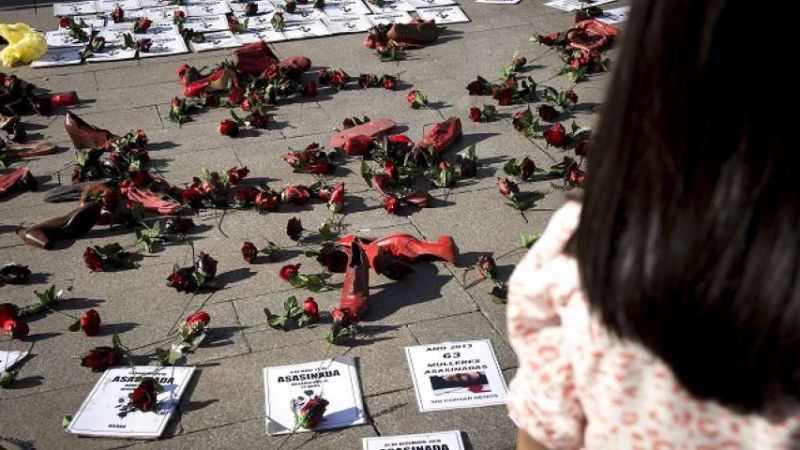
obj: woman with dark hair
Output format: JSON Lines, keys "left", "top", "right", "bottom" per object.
{"left": 507, "top": 0, "right": 797, "bottom": 448}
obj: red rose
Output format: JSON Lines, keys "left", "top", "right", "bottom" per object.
{"left": 166, "top": 217, "right": 195, "bottom": 234}
{"left": 242, "top": 241, "right": 258, "bottom": 263}
{"left": 476, "top": 255, "right": 498, "bottom": 280}
{"left": 407, "top": 90, "right": 427, "bottom": 109}
{"left": 575, "top": 139, "right": 589, "bottom": 157}
{"left": 307, "top": 159, "right": 331, "bottom": 175}
{"left": 382, "top": 160, "right": 398, "bottom": 180}
{"left": 466, "top": 76, "right": 488, "bottom": 95}
{"left": 497, "top": 177, "right": 519, "bottom": 197}
{"left": 287, "top": 217, "right": 304, "bottom": 241}
{"left": 518, "top": 157, "right": 536, "bottom": 181}
{"left": 227, "top": 166, "right": 250, "bottom": 185}
{"left": 493, "top": 87, "right": 514, "bottom": 106}
{"left": 304, "top": 81, "right": 317, "bottom": 97}
{"left": 331, "top": 308, "right": 346, "bottom": 322}
{"left": 255, "top": 191, "right": 280, "bottom": 212}
{"left": 228, "top": 88, "right": 244, "bottom": 106}
{"left": 262, "top": 65, "right": 279, "bottom": 80}
{"left": 564, "top": 90, "right": 578, "bottom": 104}
{"left": 382, "top": 75, "right": 396, "bottom": 90}
{"left": 167, "top": 268, "right": 196, "bottom": 292}
{"left": 80, "top": 309, "right": 101, "bottom": 336}
{"left": 543, "top": 122, "right": 566, "bottom": 147}
{"left": 279, "top": 264, "right": 301, "bottom": 281}
{"left": 401, "top": 190, "right": 433, "bottom": 208}
{"left": 130, "top": 378, "right": 159, "bottom": 412}
{"left": 195, "top": 252, "right": 217, "bottom": 279}
{"left": 358, "top": 74, "right": 377, "bottom": 89}
{"left": 249, "top": 110, "right": 269, "bottom": 128}
{"left": 328, "top": 183, "right": 345, "bottom": 213}
{"left": 245, "top": 2, "right": 259, "bottom": 15}
{"left": 58, "top": 16, "right": 70, "bottom": 28}
{"left": 281, "top": 185, "right": 311, "bottom": 205}
{"left": 537, "top": 104, "right": 558, "bottom": 122}
{"left": 469, "top": 107, "right": 482, "bottom": 123}
{"left": 84, "top": 247, "right": 104, "bottom": 272}
{"left": 241, "top": 98, "right": 252, "bottom": 111}
{"left": 181, "top": 187, "right": 203, "bottom": 207}
{"left": 185, "top": 311, "right": 211, "bottom": 334}
{"left": 330, "top": 70, "right": 347, "bottom": 89}
{"left": 134, "top": 17, "right": 152, "bottom": 33}
{"left": 567, "top": 162, "right": 586, "bottom": 186}
{"left": 0, "top": 304, "right": 18, "bottom": 323}
{"left": 459, "top": 158, "right": 477, "bottom": 179}
{"left": 219, "top": 119, "right": 240, "bottom": 137}
{"left": 81, "top": 346, "right": 121, "bottom": 372}
{"left": 174, "top": 10, "right": 186, "bottom": 19}
{"left": 297, "top": 395, "right": 328, "bottom": 429}
{"left": 319, "top": 248, "right": 348, "bottom": 273}
{"left": 342, "top": 135, "right": 372, "bottom": 156}
{"left": 111, "top": 5, "right": 124, "bottom": 23}
{"left": 511, "top": 110, "right": 527, "bottom": 131}
{"left": 303, "top": 298, "right": 319, "bottom": 323}
{"left": 234, "top": 186, "right": 258, "bottom": 204}
{"left": 2, "top": 318, "right": 29, "bottom": 340}
{"left": 384, "top": 195, "right": 400, "bottom": 214}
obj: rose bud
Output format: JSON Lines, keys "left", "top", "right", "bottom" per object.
{"left": 249, "top": 110, "right": 269, "bottom": 128}
{"left": 183, "top": 310, "right": 211, "bottom": 339}
{"left": 79, "top": 309, "right": 101, "bottom": 336}
{"left": 497, "top": 177, "right": 519, "bottom": 198}
{"left": 279, "top": 263, "right": 301, "bottom": 281}
{"left": 0, "top": 264, "right": 31, "bottom": 285}
{"left": 567, "top": 162, "right": 586, "bottom": 186}
{"left": 328, "top": 183, "right": 345, "bottom": 213}
{"left": 297, "top": 395, "right": 329, "bottom": 429}
{"left": 537, "top": 104, "right": 558, "bottom": 122}
{"left": 511, "top": 110, "right": 527, "bottom": 131}
{"left": 130, "top": 378, "right": 159, "bottom": 412}
{"left": 358, "top": 74, "right": 376, "bottom": 89}
{"left": 303, "top": 298, "right": 319, "bottom": 323}
{"left": 287, "top": 217, "right": 304, "bottom": 241}
{"left": 0, "top": 304, "right": 19, "bottom": 323}
{"left": 84, "top": 247, "right": 104, "bottom": 272}
{"left": 402, "top": 190, "right": 433, "bottom": 208}
{"left": 219, "top": 119, "right": 240, "bottom": 137}
{"left": 226, "top": 166, "right": 250, "bottom": 185}
{"left": 382, "top": 75, "right": 396, "bottom": 90}
{"left": 81, "top": 346, "right": 121, "bottom": 372}
{"left": 459, "top": 158, "right": 477, "bottom": 179}
{"left": 543, "top": 122, "right": 566, "bottom": 148}
{"left": 518, "top": 157, "right": 536, "bottom": 181}
{"left": 234, "top": 186, "right": 258, "bottom": 204}
{"left": 58, "top": 16, "right": 70, "bottom": 28}
{"left": 303, "top": 81, "right": 317, "bottom": 97}
{"left": 255, "top": 191, "right": 280, "bottom": 212}
{"left": 318, "top": 68, "right": 331, "bottom": 85}
{"left": 181, "top": 187, "right": 204, "bottom": 208}
{"left": 384, "top": 195, "right": 400, "bottom": 214}
{"left": 196, "top": 252, "right": 218, "bottom": 279}
{"left": 330, "top": 69, "right": 347, "bottom": 89}
{"left": 165, "top": 217, "right": 195, "bottom": 234}
{"left": 138, "top": 38, "right": 153, "bottom": 52}
{"left": 228, "top": 88, "right": 244, "bottom": 106}
{"left": 245, "top": 2, "right": 259, "bottom": 15}
{"left": 281, "top": 185, "right": 311, "bottom": 205}
{"left": 492, "top": 87, "right": 513, "bottom": 106}
{"left": 476, "top": 255, "right": 498, "bottom": 280}
{"left": 168, "top": 268, "right": 197, "bottom": 292}
{"left": 112, "top": 5, "right": 124, "bottom": 23}
{"left": 331, "top": 308, "right": 346, "bottom": 323}
{"left": 564, "top": 90, "right": 578, "bottom": 104}
{"left": 174, "top": 10, "right": 186, "bottom": 22}
{"left": 342, "top": 117, "right": 356, "bottom": 129}
{"left": 466, "top": 76, "right": 488, "bottom": 95}
{"left": 382, "top": 160, "right": 398, "bottom": 180}
{"left": 318, "top": 248, "right": 348, "bottom": 273}
{"left": 134, "top": 17, "right": 152, "bottom": 33}
{"left": 242, "top": 241, "right": 258, "bottom": 263}
{"left": 2, "top": 318, "right": 29, "bottom": 340}
{"left": 407, "top": 90, "right": 428, "bottom": 109}
{"left": 342, "top": 134, "right": 372, "bottom": 156}
{"left": 241, "top": 98, "right": 252, "bottom": 111}
{"left": 469, "top": 107, "right": 482, "bottom": 123}
{"left": 512, "top": 54, "right": 527, "bottom": 71}
{"left": 575, "top": 139, "right": 589, "bottom": 157}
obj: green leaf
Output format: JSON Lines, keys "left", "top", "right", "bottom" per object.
{"left": 264, "top": 308, "right": 285, "bottom": 330}
{"left": 503, "top": 158, "right": 519, "bottom": 177}
{"left": 62, "top": 415, "right": 73, "bottom": 429}
{"left": 490, "top": 283, "right": 508, "bottom": 304}
{"left": 360, "top": 161, "right": 373, "bottom": 187}
{"left": 318, "top": 222, "right": 334, "bottom": 241}
{"left": 68, "top": 320, "right": 81, "bottom": 332}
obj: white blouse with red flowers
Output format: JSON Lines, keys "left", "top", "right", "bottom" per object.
{"left": 506, "top": 201, "right": 800, "bottom": 450}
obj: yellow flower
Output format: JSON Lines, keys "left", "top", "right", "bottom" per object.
{"left": 0, "top": 23, "right": 48, "bottom": 67}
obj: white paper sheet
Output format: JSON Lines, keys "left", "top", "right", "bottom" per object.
{"left": 363, "top": 431, "right": 466, "bottom": 450}
{"left": 45, "top": 29, "right": 93, "bottom": 47}
{"left": 228, "top": 0, "right": 275, "bottom": 14}
{"left": 86, "top": 46, "right": 138, "bottom": 62}
{"left": 0, "top": 351, "right": 29, "bottom": 371}
{"left": 321, "top": 0, "right": 371, "bottom": 16}
{"left": 96, "top": 0, "right": 143, "bottom": 13}
{"left": 31, "top": 47, "right": 85, "bottom": 67}
{"left": 67, "top": 366, "right": 195, "bottom": 439}
{"left": 54, "top": 1, "right": 100, "bottom": 16}
{"left": 365, "top": 0, "right": 415, "bottom": 14}
{"left": 543, "top": 0, "right": 614, "bottom": 12}
{"left": 281, "top": 19, "right": 332, "bottom": 39}
{"left": 264, "top": 357, "right": 367, "bottom": 435}
{"left": 186, "top": 1, "right": 232, "bottom": 16}
{"left": 476, "top": 0, "right": 521, "bottom": 4}
{"left": 182, "top": 13, "right": 231, "bottom": 31}
{"left": 405, "top": 340, "right": 508, "bottom": 412}
{"left": 139, "top": 5, "right": 187, "bottom": 20}
{"left": 137, "top": 34, "right": 190, "bottom": 57}
{"left": 597, "top": 5, "right": 629, "bottom": 24}
{"left": 191, "top": 30, "right": 242, "bottom": 51}
{"left": 323, "top": 14, "right": 373, "bottom": 33}
{"left": 238, "top": 27, "right": 287, "bottom": 43}
{"left": 367, "top": 10, "right": 413, "bottom": 25}
{"left": 416, "top": 5, "right": 469, "bottom": 23}
{"left": 271, "top": 1, "right": 325, "bottom": 21}
{"left": 407, "top": 0, "right": 456, "bottom": 8}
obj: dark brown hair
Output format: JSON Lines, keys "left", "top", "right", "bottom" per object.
{"left": 575, "top": 0, "right": 795, "bottom": 412}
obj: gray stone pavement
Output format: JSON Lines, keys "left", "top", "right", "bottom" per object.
{"left": 0, "top": 1, "right": 622, "bottom": 448}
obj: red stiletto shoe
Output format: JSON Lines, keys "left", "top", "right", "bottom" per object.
{"left": 386, "top": 19, "right": 441, "bottom": 46}
{"left": 121, "top": 184, "right": 182, "bottom": 215}
{"left": 337, "top": 233, "right": 459, "bottom": 266}
{"left": 64, "top": 111, "right": 119, "bottom": 150}
{"left": 234, "top": 41, "right": 280, "bottom": 76}
{"left": 339, "top": 240, "right": 370, "bottom": 321}
{"left": 182, "top": 67, "right": 238, "bottom": 98}
{"left": 278, "top": 56, "right": 312, "bottom": 79}
{"left": 17, "top": 201, "right": 102, "bottom": 249}
{"left": 330, "top": 118, "right": 396, "bottom": 151}
{"left": 0, "top": 167, "right": 37, "bottom": 199}
{"left": 416, "top": 117, "right": 462, "bottom": 154}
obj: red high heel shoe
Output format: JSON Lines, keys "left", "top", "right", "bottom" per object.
{"left": 182, "top": 67, "right": 239, "bottom": 98}
{"left": 120, "top": 183, "right": 181, "bottom": 215}
{"left": 0, "top": 167, "right": 37, "bottom": 199}
{"left": 17, "top": 201, "right": 102, "bottom": 249}
{"left": 64, "top": 111, "right": 119, "bottom": 150}
{"left": 330, "top": 118, "right": 396, "bottom": 152}
{"left": 416, "top": 117, "right": 462, "bottom": 154}
{"left": 337, "top": 233, "right": 459, "bottom": 267}
{"left": 339, "top": 240, "right": 370, "bottom": 321}
{"left": 387, "top": 19, "right": 441, "bottom": 47}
